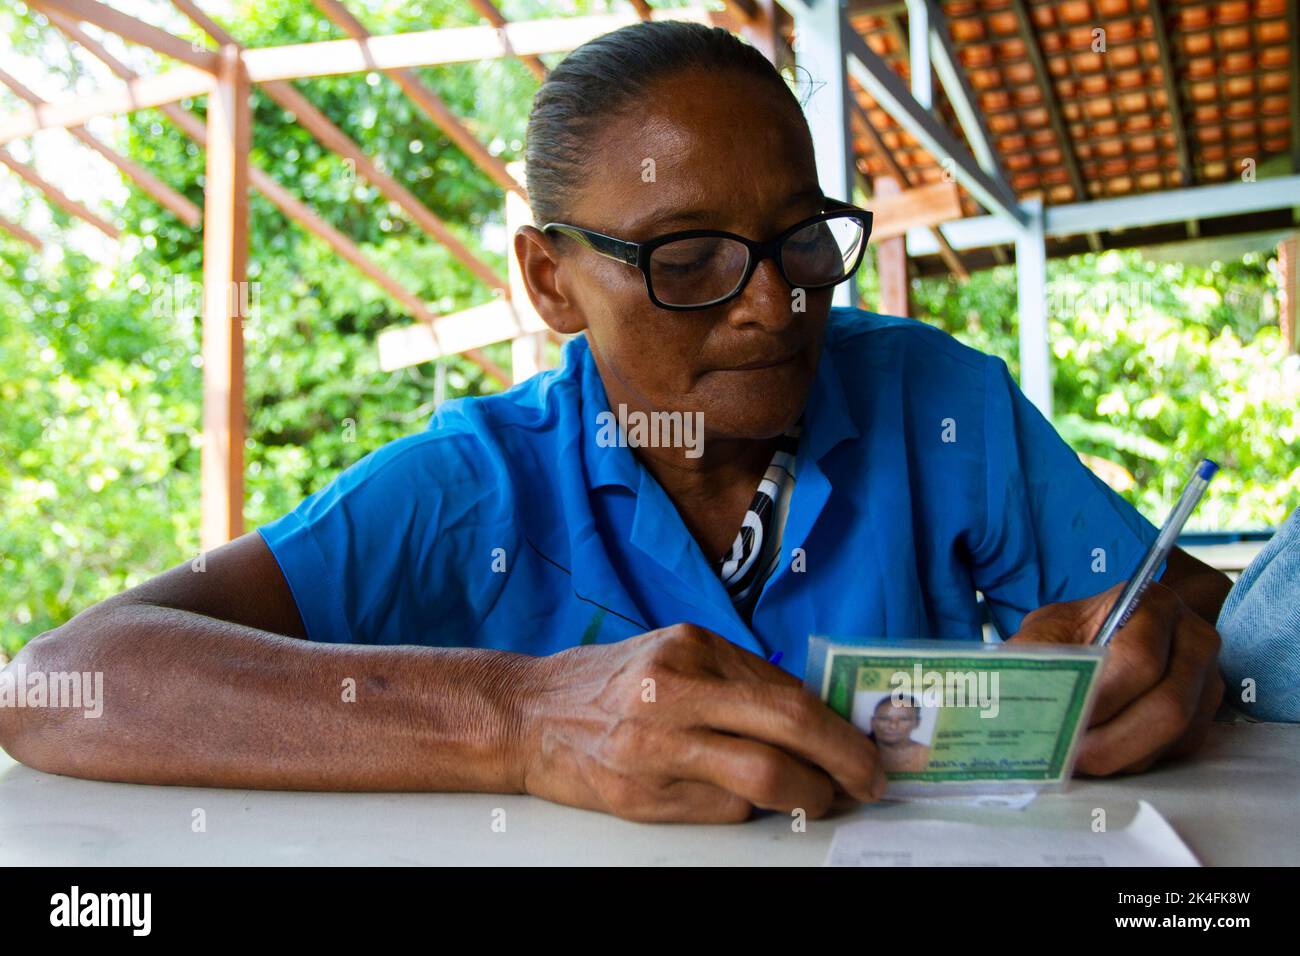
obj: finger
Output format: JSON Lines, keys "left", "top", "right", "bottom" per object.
{"left": 671, "top": 728, "right": 839, "bottom": 816}
{"left": 1076, "top": 614, "right": 1220, "bottom": 776}
{"left": 1088, "top": 585, "right": 1183, "bottom": 724}
{"left": 713, "top": 641, "right": 805, "bottom": 688}
{"left": 1161, "top": 664, "right": 1224, "bottom": 763}
{"left": 641, "top": 778, "right": 756, "bottom": 824}
{"left": 689, "top": 679, "right": 886, "bottom": 802}
{"left": 1118, "top": 634, "right": 1223, "bottom": 774}
{"left": 664, "top": 625, "right": 805, "bottom": 688}
{"left": 642, "top": 624, "right": 802, "bottom": 688}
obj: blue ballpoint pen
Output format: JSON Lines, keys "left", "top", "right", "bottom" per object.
{"left": 1091, "top": 458, "right": 1219, "bottom": 647}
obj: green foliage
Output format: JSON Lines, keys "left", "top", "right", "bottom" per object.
{"left": 912, "top": 249, "right": 1300, "bottom": 532}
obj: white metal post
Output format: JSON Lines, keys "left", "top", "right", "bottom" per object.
{"left": 1015, "top": 198, "right": 1051, "bottom": 418}
{"left": 905, "top": 0, "right": 932, "bottom": 110}
{"left": 792, "top": 0, "right": 855, "bottom": 307}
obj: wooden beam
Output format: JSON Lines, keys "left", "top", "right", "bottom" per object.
{"left": 1288, "top": 0, "right": 1300, "bottom": 174}
{"left": 238, "top": 9, "right": 716, "bottom": 82}
{"left": 377, "top": 299, "right": 548, "bottom": 371}
{"left": 0, "top": 66, "right": 200, "bottom": 227}
{"left": 874, "top": 176, "right": 910, "bottom": 317}
{"left": 1280, "top": 233, "right": 1298, "bottom": 354}
{"left": 847, "top": 0, "right": 907, "bottom": 14}
{"left": 0, "top": 147, "right": 119, "bottom": 238}
{"left": 920, "top": 0, "right": 1009, "bottom": 191}
{"left": 1004, "top": 0, "right": 1101, "bottom": 250}
{"left": 1145, "top": 0, "right": 1194, "bottom": 187}
{"left": 868, "top": 180, "right": 963, "bottom": 241}
{"left": 70, "top": 129, "right": 202, "bottom": 226}
{"left": 171, "top": 0, "right": 507, "bottom": 292}
{"left": 309, "top": 0, "right": 524, "bottom": 199}
{"left": 47, "top": 9, "right": 511, "bottom": 387}
{"left": 1003, "top": 1, "right": 1092, "bottom": 207}
{"left": 465, "top": 0, "right": 548, "bottom": 80}
{"left": 844, "top": 27, "right": 1027, "bottom": 226}
{"left": 849, "top": 97, "right": 969, "bottom": 279}
{"left": 868, "top": 8, "right": 977, "bottom": 277}
{"left": 0, "top": 65, "right": 213, "bottom": 145}
{"left": 199, "top": 46, "right": 249, "bottom": 549}
{"left": 0, "top": 213, "right": 43, "bottom": 250}
{"left": 28, "top": 0, "right": 218, "bottom": 72}
{"left": 252, "top": 172, "right": 509, "bottom": 385}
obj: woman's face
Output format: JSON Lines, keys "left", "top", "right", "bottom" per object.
{"left": 872, "top": 702, "right": 920, "bottom": 744}
{"left": 522, "top": 67, "right": 834, "bottom": 443}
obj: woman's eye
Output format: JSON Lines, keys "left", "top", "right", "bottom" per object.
{"left": 657, "top": 256, "right": 710, "bottom": 273}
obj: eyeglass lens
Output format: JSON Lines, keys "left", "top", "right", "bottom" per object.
{"left": 647, "top": 214, "right": 866, "bottom": 307}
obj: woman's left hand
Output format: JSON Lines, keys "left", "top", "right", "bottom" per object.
{"left": 1007, "top": 579, "right": 1224, "bottom": 775}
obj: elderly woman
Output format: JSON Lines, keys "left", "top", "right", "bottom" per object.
{"left": 0, "top": 21, "right": 1231, "bottom": 823}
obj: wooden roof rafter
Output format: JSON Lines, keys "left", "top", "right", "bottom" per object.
{"left": 0, "top": 144, "right": 120, "bottom": 238}
{"left": 0, "top": 65, "right": 200, "bottom": 227}
{"left": 848, "top": 93, "right": 971, "bottom": 277}
{"left": 464, "top": 0, "right": 549, "bottom": 81}
{"left": 0, "top": 62, "right": 213, "bottom": 143}
{"left": 0, "top": 211, "right": 44, "bottom": 250}
{"left": 165, "top": 0, "right": 507, "bottom": 293}
{"left": 1003, "top": 0, "right": 1100, "bottom": 249}
{"left": 37, "top": 0, "right": 219, "bottom": 71}
{"left": 308, "top": 0, "right": 526, "bottom": 200}
{"left": 38, "top": 6, "right": 511, "bottom": 388}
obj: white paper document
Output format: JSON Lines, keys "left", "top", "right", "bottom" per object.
{"left": 825, "top": 799, "right": 1199, "bottom": 867}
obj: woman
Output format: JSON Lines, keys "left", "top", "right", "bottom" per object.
{"left": 0, "top": 21, "right": 1231, "bottom": 824}
{"left": 867, "top": 697, "right": 931, "bottom": 774}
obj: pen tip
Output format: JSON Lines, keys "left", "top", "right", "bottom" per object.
{"left": 1198, "top": 459, "right": 1219, "bottom": 481}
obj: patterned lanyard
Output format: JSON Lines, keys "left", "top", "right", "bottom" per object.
{"left": 715, "top": 423, "right": 802, "bottom": 615}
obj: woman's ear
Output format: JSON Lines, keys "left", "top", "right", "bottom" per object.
{"left": 514, "top": 225, "right": 587, "bottom": 336}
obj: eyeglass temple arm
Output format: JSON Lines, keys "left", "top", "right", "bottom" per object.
{"left": 542, "top": 224, "right": 640, "bottom": 266}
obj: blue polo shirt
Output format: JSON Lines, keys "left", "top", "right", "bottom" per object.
{"left": 257, "top": 306, "right": 1160, "bottom": 678}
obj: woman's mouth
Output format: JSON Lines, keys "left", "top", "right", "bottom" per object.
{"left": 723, "top": 349, "right": 802, "bottom": 372}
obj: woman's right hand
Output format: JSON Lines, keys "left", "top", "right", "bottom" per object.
{"left": 510, "top": 623, "right": 886, "bottom": 823}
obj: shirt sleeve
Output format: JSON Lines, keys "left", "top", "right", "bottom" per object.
{"left": 255, "top": 429, "right": 516, "bottom": 645}
{"left": 970, "top": 355, "right": 1162, "bottom": 639}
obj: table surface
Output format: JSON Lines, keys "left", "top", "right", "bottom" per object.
{"left": 1, "top": 722, "right": 1295, "bottom": 866}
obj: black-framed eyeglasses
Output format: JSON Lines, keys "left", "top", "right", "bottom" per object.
{"left": 541, "top": 197, "right": 874, "bottom": 311}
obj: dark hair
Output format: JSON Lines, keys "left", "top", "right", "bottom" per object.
{"left": 875, "top": 695, "right": 922, "bottom": 718}
{"left": 524, "top": 20, "right": 807, "bottom": 227}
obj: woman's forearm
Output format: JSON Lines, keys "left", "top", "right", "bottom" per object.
{"left": 0, "top": 602, "right": 536, "bottom": 792}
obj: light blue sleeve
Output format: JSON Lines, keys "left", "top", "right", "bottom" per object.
{"left": 255, "top": 429, "right": 516, "bottom": 645}
{"left": 970, "top": 356, "right": 1161, "bottom": 639}
{"left": 1216, "top": 508, "right": 1300, "bottom": 722}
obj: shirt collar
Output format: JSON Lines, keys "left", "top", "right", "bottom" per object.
{"left": 577, "top": 318, "right": 861, "bottom": 492}
{"left": 576, "top": 336, "right": 642, "bottom": 492}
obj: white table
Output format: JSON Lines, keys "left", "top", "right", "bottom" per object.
{"left": 1, "top": 722, "right": 1295, "bottom": 865}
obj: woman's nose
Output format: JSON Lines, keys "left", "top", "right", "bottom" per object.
{"left": 725, "top": 257, "right": 797, "bottom": 332}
